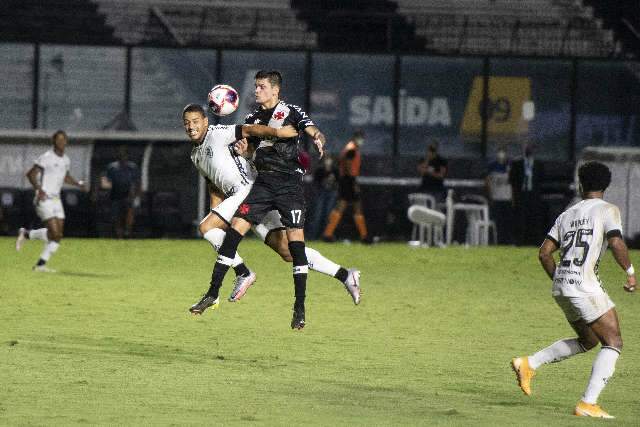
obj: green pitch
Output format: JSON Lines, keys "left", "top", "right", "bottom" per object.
{"left": 1, "top": 237, "right": 638, "bottom": 425}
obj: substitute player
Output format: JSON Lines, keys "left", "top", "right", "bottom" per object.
{"left": 189, "top": 70, "right": 347, "bottom": 329}
{"left": 16, "top": 130, "right": 87, "bottom": 272}
{"left": 183, "top": 103, "right": 360, "bottom": 311}
{"left": 511, "top": 161, "right": 636, "bottom": 418}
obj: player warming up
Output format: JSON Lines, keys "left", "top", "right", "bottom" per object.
{"left": 510, "top": 161, "right": 636, "bottom": 419}
{"left": 189, "top": 71, "right": 360, "bottom": 329}
{"left": 183, "top": 102, "right": 360, "bottom": 318}
{"left": 16, "top": 130, "right": 87, "bottom": 272}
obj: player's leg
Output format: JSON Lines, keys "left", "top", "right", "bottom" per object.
{"left": 511, "top": 295, "right": 596, "bottom": 395}
{"left": 190, "top": 182, "right": 272, "bottom": 314}
{"left": 257, "top": 213, "right": 361, "bottom": 304}
{"left": 352, "top": 199, "right": 369, "bottom": 242}
{"left": 322, "top": 192, "right": 347, "bottom": 241}
{"left": 125, "top": 204, "right": 134, "bottom": 238}
{"left": 286, "top": 227, "right": 308, "bottom": 330}
{"left": 33, "top": 217, "right": 63, "bottom": 272}
{"left": 199, "top": 209, "right": 252, "bottom": 280}
{"left": 17, "top": 198, "right": 54, "bottom": 250}
{"left": 575, "top": 305, "right": 621, "bottom": 418}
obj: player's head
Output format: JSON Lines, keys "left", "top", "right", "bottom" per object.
{"left": 182, "top": 103, "right": 209, "bottom": 143}
{"left": 352, "top": 130, "right": 365, "bottom": 146}
{"left": 52, "top": 130, "right": 68, "bottom": 152}
{"left": 578, "top": 161, "right": 611, "bottom": 195}
{"left": 254, "top": 70, "right": 281, "bottom": 106}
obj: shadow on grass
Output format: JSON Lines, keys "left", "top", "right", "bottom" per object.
{"left": 56, "top": 271, "right": 119, "bottom": 278}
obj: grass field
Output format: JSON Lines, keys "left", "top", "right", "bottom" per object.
{"left": 1, "top": 237, "right": 639, "bottom": 426}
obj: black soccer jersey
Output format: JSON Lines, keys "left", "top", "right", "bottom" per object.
{"left": 244, "top": 101, "right": 315, "bottom": 175}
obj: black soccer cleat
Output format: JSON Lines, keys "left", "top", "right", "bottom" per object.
{"left": 291, "top": 306, "right": 306, "bottom": 330}
{"left": 189, "top": 295, "right": 219, "bottom": 315}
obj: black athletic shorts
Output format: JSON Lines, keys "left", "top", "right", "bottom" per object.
{"left": 235, "top": 171, "right": 306, "bottom": 228}
{"left": 338, "top": 176, "right": 360, "bottom": 201}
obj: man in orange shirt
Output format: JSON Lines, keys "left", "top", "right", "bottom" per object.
{"left": 322, "top": 131, "right": 369, "bottom": 243}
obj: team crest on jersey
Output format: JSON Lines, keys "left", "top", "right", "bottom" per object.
{"left": 274, "top": 111, "right": 285, "bottom": 120}
{"left": 238, "top": 203, "right": 250, "bottom": 215}
{"left": 205, "top": 147, "right": 213, "bottom": 158}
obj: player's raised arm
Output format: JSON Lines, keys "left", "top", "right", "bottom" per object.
{"left": 608, "top": 234, "right": 636, "bottom": 292}
{"left": 241, "top": 124, "right": 298, "bottom": 139}
{"left": 538, "top": 238, "right": 559, "bottom": 280}
{"left": 304, "top": 125, "right": 325, "bottom": 159}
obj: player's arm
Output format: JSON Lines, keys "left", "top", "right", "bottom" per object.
{"left": 538, "top": 238, "right": 559, "bottom": 280}
{"left": 64, "top": 172, "right": 87, "bottom": 191}
{"left": 241, "top": 124, "right": 298, "bottom": 139}
{"left": 304, "top": 125, "right": 325, "bottom": 159}
{"left": 608, "top": 234, "right": 636, "bottom": 292}
{"left": 26, "top": 164, "right": 46, "bottom": 201}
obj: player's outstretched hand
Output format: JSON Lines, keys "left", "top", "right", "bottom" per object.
{"left": 234, "top": 138, "right": 249, "bottom": 157}
{"left": 313, "top": 131, "right": 326, "bottom": 159}
{"left": 624, "top": 274, "right": 636, "bottom": 293}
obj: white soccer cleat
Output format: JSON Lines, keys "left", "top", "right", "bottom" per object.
{"left": 344, "top": 268, "right": 361, "bottom": 305}
{"left": 16, "top": 228, "right": 27, "bottom": 251}
{"left": 33, "top": 265, "right": 56, "bottom": 273}
{"left": 228, "top": 270, "right": 257, "bottom": 302}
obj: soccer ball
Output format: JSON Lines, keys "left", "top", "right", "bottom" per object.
{"left": 207, "top": 84, "right": 239, "bottom": 117}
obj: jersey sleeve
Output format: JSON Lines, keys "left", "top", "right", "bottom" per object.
{"left": 603, "top": 205, "right": 623, "bottom": 238}
{"left": 212, "top": 125, "right": 243, "bottom": 144}
{"left": 546, "top": 216, "right": 561, "bottom": 247}
{"left": 286, "top": 105, "right": 315, "bottom": 131}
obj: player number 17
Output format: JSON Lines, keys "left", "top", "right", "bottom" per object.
{"left": 290, "top": 209, "right": 302, "bottom": 224}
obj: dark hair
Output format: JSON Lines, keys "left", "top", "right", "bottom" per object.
{"left": 182, "top": 103, "right": 206, "bottom": 118}
{"left": 578, "top": 161, "right": 611, "bottom": 193}
{"left": 255, "top": 70, "right": 282, "bottom": 88}
{"left": 52, "top": 130, "right": 67, "bottom": 142}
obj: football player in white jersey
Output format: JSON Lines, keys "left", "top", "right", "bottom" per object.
{"left": 15, "top": 130, "right": 88, "bottom": 272}
{"left": 511, "top": 161, "right": 636, "bottom": 419}
{"left": 183, "top": 104, "right": 360, "bottom": 308}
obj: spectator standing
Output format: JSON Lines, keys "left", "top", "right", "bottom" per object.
{"left": 485, "top": 149, "right": 513, "bottom": 244}
{"left": 509, "top": 144, "right": 544, "bottom": 246}
{"left": 101, "top": 146, "right": 141, "bottom": 238}
{"left": 307, "top": 155, "right": 339, "bottom": 240}
{"left": 418, "top": 143, "right": 448, "bottom": 203}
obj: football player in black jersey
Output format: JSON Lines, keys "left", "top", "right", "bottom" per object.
{"left": 190, "top": 70, "right": 328, "bottom": 330}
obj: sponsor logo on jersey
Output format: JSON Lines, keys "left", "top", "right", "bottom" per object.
{"left": 205, "top": 147, "right": 213, "bottom": 158}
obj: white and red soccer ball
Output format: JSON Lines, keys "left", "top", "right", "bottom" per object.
{"left": 207, "top": 84, "right": 239, "bottom": 117}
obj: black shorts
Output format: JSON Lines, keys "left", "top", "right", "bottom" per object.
{"left": 111, "top": 198, "right": 132, "bottom": 220}
{"left": 235, "top": 171, "right": 306, "bottom": 228}
{"left": 338, "top": 176, "right": 360, "bottom": 201}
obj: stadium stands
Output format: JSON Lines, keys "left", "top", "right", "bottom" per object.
{"left": 0, "top": 0, "right": 120, "bottom": 45}
{"left": 93, "top": 0, "right": 317, "bottom": 48}
{"left": 394, "top": 0, "right": 615, "bottom": 56}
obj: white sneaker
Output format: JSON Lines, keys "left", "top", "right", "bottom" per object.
{"left": 344, "top": 268, "right": 361, "bottom": 305}
{"left": 16, "top": 228, "right": 27, "bottom": 251}
{"left": 228, "top": 270, "right": 257, "bottom": 302}
{"left": 33, "top": 265, "right": 56, "bottom": 273}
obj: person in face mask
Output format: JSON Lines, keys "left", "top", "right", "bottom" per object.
{"left": 485, "top": 148, "right": 513, "bottom": 244}
{"left": 509, "top": 144, "right": 545, "bottom": 246}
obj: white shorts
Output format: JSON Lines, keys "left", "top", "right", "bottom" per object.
{"left": 35, "top": 197, "right": 65, "bottom": 220}
{"left": 252, "top": 210, "right": 285, "bottom": 242}
{"left": 211, "top": 186, "right": 252, "bottom": 224}
{"left": 554, "top": 293, "right": 615, "bottom": 324}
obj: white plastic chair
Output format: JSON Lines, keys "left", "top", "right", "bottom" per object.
{"left": 407, "top": 193, "right": 444, "bottom": 247}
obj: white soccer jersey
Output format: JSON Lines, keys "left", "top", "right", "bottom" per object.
{"left": 34, "top": 149, "right": 70, "bottom": 197}
{"left": 190, "top": 125, "right": 256, "bottom": 196}
{"left": 547, "top": 198, "right": 623, "bottom": 297}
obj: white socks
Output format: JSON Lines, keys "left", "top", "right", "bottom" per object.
{"left": 528, "top": 338, "right": 586, "bottom": 370}
{"left": 305, "top": 247, "right": 340, "bottom": 277}
{"left": 40, "top": 241, "right": 60, "bottom": 262}
{"left": 29, "top": 228, "right": 49, "bottom": 242}
{"left": 582, "top": 346, "right": 620, "bottom": 404}
{"left": 203, "top": 228, "right": 243, "bottom": 268}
